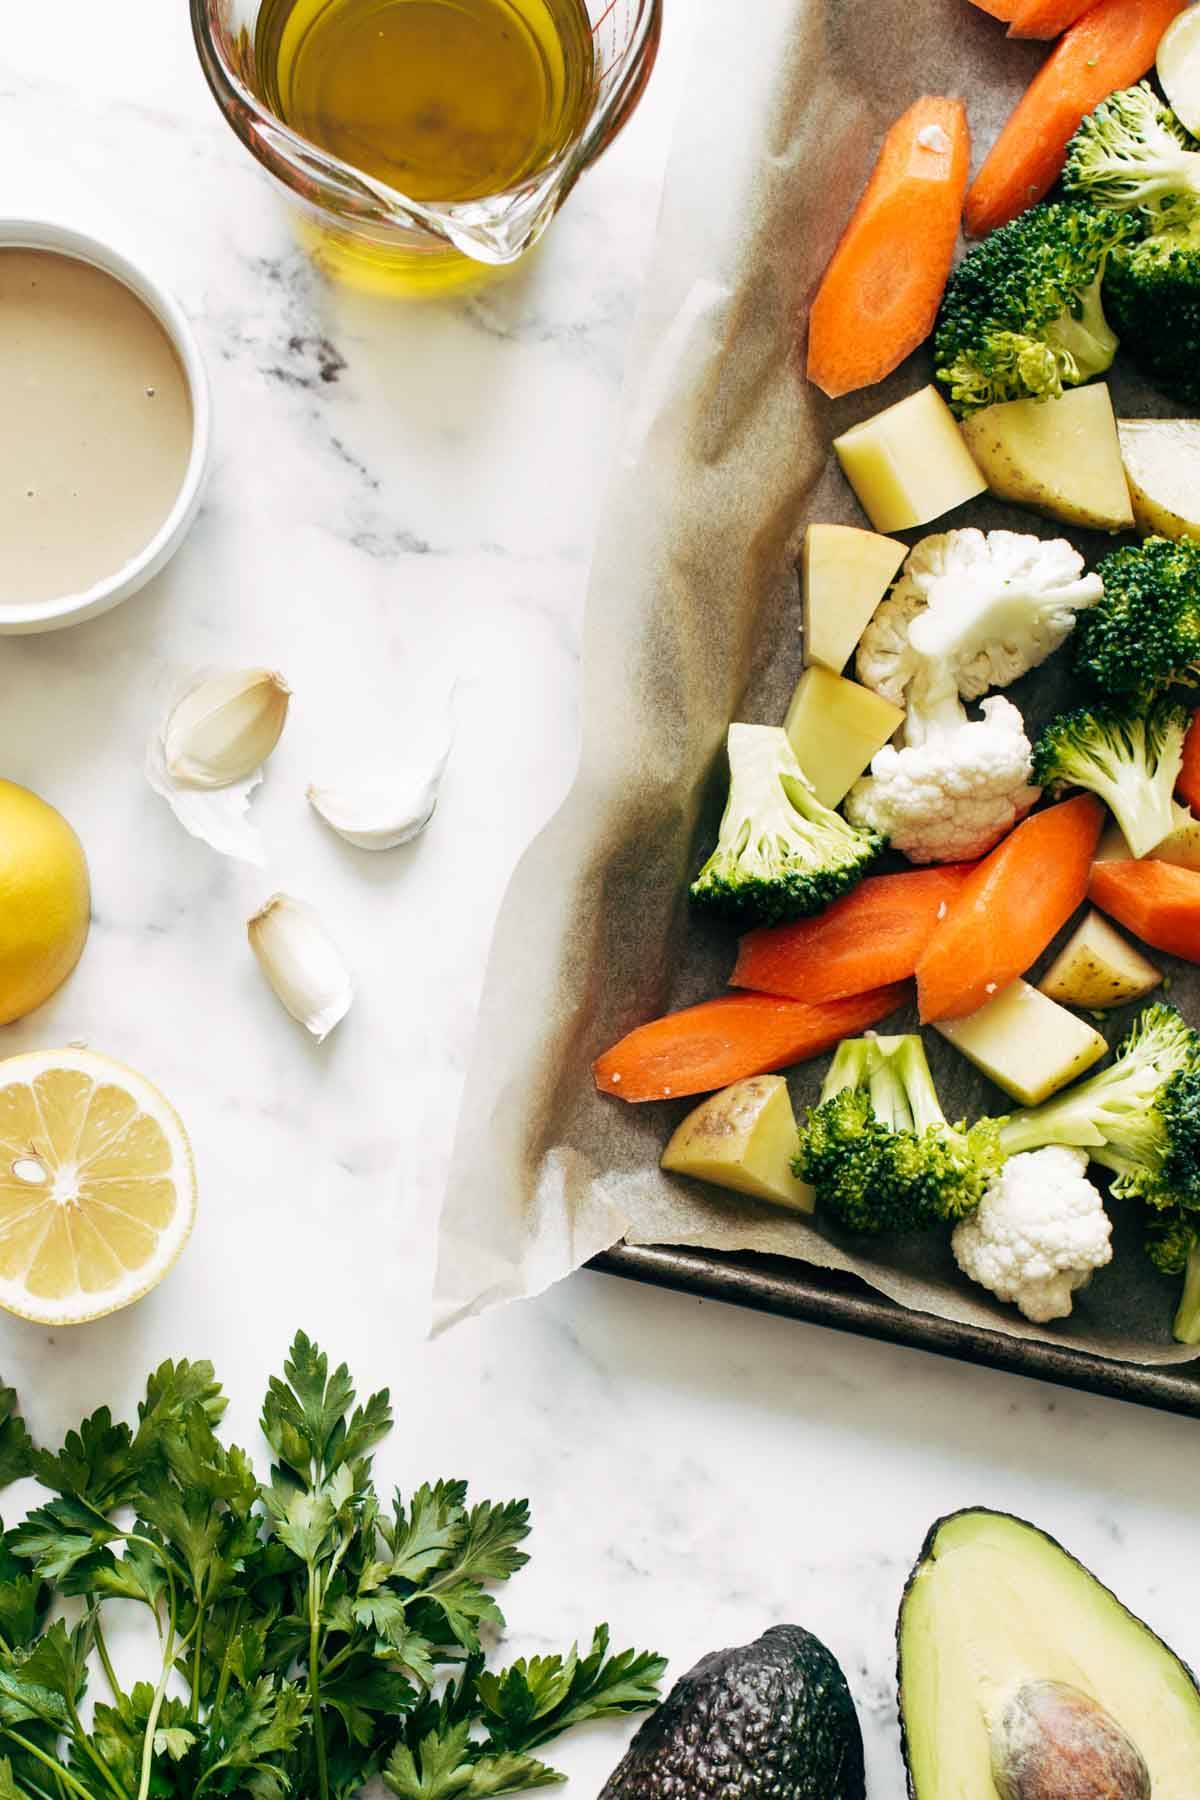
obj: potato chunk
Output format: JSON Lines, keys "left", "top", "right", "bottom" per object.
{"left": 661, "top": 1075, "right": 814, "bottom": 1211}
{"left": 960, "top": 385, "right": 1133, "bottom": 532}
{"left": 834, "top": 386, "right": 987, "bottom": 532}
{"left": 1039, "top": 910, "right": 1161, "bottom": 1011}
{"left": 1118, "top": 418, "right": 1200, "bottom": 541}
{"left": 784, "top": 666, "right": 903, "bottom": 808}
{"left": 934, "top": 980, "right": 1108, "bottom": 1106}
{"left": 802, "top": 523, "right": 906, "bottom": 674}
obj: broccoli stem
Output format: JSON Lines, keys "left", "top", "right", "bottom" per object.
{"left": 999, "top": 1109, "right": 1105, "bottom": 1159}
{"left": 869, "top": 1052, "right": 914, "bottom": 1133}
{"left": 1173, "top": 1241, "right": 1200, "bottom": 1346}
{"left": 1046, "top": 276, "right": 1118, "bottom": 380}
{"left": 891, "top": 1037, "right": 948, "bottom": 1135}
{"left": 820, "top": 1038, "right": 875, "bottom": 1106}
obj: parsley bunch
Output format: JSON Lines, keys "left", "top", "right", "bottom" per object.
{"left": 0, "top": 1333, "right": 664, "bottom": 1800}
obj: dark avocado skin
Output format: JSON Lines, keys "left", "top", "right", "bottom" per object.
{"left": 598, "top": 1623, "right": 866, "bottom": 1798}
{"left": 896, "top": 1508, "right": 1200, "bottom": 1800}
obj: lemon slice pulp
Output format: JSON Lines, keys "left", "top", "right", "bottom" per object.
{"left": 0, "top": 1049, "right": 196, "bottom": 1324}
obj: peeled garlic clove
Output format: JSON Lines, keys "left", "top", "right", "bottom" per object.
{"left": 307, "top": 742, "right": 449, "bottom": 851}
{"left": 164, "top": 669, "right": 291, "bottom": 788}
{"left": 247, "top": 894, "right": 352, "bottom": 1041}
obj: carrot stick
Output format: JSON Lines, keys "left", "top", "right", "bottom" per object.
{"left": 971, "top": 0, "right": 1019, "bottom": 16}
{"left": 1007, "top": 0, "right": 1098, "bottom": 39}
{"left": 916, "top": 796, "right": 1103, "bottom": 1021}
{"left": 1177, "top": 710, "right": 1200, "bottom": 815}
{"left": 964, "top": 0, "right": 1188, "bottom": 236}
{"left": 593, "top": 984, "right": 910, "bottom": 1104}
{"left": 731, "top": 867, "right": 973, "bottom": 1004}
{"left": 807, "top": 98, "right": 971, "bottom": 398}
{"left": 1090, "top": 859, "right": 1200, "bottom": 961}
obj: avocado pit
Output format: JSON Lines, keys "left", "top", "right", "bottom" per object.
{"left": 991, "top": 1680, "right": 1151, "bottom": 1800}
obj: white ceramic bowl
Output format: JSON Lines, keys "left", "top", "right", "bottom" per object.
{"left": 0, "top": 218, "right": 211, "bottom": 633}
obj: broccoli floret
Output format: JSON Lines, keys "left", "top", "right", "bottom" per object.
{"left": 1103, "top": 217, "right": 1200, "bottom": 405}
{"left": 1073, "top": 535, "right": 1200, "bottom": 699}
{"left": 795, "top": 1035, "right": 1002, "bottom": 1235}
{"left": 1003, "top": 1010, "right": 1200, "bottom": 1343}
{"left": 1031, "top": 694, "right": 1191, "bottom": 858}
{"left": 1064, "top": 83, "right": 1200, "bottom": 219}
{"left": 690, "top": 723, "right": 881, "bottom": 926}
{"left": 1147, "top": 1210, "right": 1200, "bottom": 1346}
{"left": 934, "top": 202, "right": 1144, "bottom": 417}
{"left": 999, "top": 1004, "right": 1200, "bottom": 1209}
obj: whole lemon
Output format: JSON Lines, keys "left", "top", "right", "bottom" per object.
{"left": 0, "top": 781, "right": 90, "bottom": 1024}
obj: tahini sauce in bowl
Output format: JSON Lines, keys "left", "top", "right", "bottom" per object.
{"left": 0, "top": 224, "right": 209, "bottom": 632}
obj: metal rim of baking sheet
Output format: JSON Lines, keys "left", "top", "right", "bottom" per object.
{"left": 590, "top": 1244, "right": 1200, "bottom": 1420}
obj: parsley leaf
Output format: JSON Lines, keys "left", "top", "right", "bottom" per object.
{"left": 0, "top": 1393, "right": 32, "bottom": 1495}
{"left": 384, "top": 1720, "right": 562, "bottom": 1799}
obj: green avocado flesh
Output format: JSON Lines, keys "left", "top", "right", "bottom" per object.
{"left": 898, "top": 1510, "right": 1200, "bottom": 1799}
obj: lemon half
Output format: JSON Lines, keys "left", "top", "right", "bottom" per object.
{"left": 0, "top": 780, "right": 91, "bottom": 1025}
{"left": 0, "top": 1049, "right": 196, "bottom": 1325}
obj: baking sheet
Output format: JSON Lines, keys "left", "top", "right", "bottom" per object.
{"left": 434, "top": 0, "right": 1200, "bottom": 1366}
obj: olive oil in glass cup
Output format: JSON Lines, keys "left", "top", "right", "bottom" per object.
{"left": 191, "top": 0, "right": 662, "bottom": 291}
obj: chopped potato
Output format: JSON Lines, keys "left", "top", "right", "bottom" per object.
{"left": 784, "top": 666, "right": 903, "bottom": 808}
{"left": 802, "top": 523, "right": 906, "bottom": 674}
{"left": 1039, "top": 910, "right": 1162, "bottom": 1011}
{"left": 1097, "top": 809, "right": 1200, "bottom": 871}
{"left": 661, "top": 1075, "right": 814, "bottom": 1211}
{"left": 934, "top": 980, "right": 1108, "bottom": 1107}
{"left": 1118, "top": 419, "right": 1200, "bottom": 541}
{"left": 1158, "top": 4, "right": 1200, "bottom": 138}
{"left": 959, "top": 385, "right": 1133, "bottom": 532}
{"left": 834, "top": 386, "right": 987, "bottom": 533}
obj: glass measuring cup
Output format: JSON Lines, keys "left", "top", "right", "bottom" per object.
{"left": 191, "top": 0, "right": 663, "bottom": 291}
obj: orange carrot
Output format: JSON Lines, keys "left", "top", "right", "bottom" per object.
{"left": 807, "top": 98, "right": 970, "bottom": 398}
{"left": 593, "top": 984, "right": 910, "bottom": 1104}
{"left": 916, "top": 796, "right": 1103, "bottom": 1021}
{"left": 970, "top": 0, "right": 1019, "bottom": 15}
{"left": 731, "top": 867, "right": 974, "bottom": 1004}
{"left": 1177, "top": 710, "right": 1200, "bottom": 815}
{"left": 1090, "top": 859, "right": 1200, "bottom": 961}
{"left": 1007, "top": 0, "right": 1098, "bottom": 39}
{"left": 964, "top": 0, "right": 1188, "bottom": 235}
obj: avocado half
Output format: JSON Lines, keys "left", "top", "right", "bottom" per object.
{"left": 898, "top": 1508, "right": 1200, "bottom": 1799}
{"left": 599, "top": 1623, "right": 865, "bottom": 1798}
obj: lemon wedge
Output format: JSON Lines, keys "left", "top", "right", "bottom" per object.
{"left": 0, "top": 1049, "right": 195, "bottom": 1324}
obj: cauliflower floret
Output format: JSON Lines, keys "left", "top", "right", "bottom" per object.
{"left": 952, "top": 1146, "right": 1114, "bottom": 1324}
{"left": 845, "top": 695, "right": 1040, "bottom": 864}
{"left": 857, "top": 528, "right": 1103, "bottom": 713}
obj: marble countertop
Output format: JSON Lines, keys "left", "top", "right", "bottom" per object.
{"left": 1, "top": 4, "right": 1197, "bottom": 1794}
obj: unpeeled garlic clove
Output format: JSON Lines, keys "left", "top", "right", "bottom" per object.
{"left": 247, "top": 894, "right": 352, "bottom": 1041}
{"left": 306, "top": 742, "right": 449, "bottom": 851}
{"left": 164, "top": 669, "right": 291, "bottom": 788}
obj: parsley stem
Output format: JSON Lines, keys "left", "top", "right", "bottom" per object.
{"left": 210, "top": 1594, "right": 243, "bottom": 1730}
{"left": 136, "top": 1566, "right": 194, "bottom": 1800}
{"left": 93, "top": 1617, "right": 121, "bottom": 1702}
{"left": 2, "top": 1730, "right": 97, "bottom": 1800}
{"left": 308, "top": 1565, "right": 330, "bottom": 1800}
{"left": 190, "top": 1605, "right": 205, "bottom": 1722}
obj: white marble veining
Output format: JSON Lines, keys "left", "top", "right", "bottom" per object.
{"left": 0, "top": 5, "right": 1197, "bottom": 1796}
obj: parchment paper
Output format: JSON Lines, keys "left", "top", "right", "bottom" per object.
{"left": 434, "top": 0, "right": 1200, "bottom": 1363}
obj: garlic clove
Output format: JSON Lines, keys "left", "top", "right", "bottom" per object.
{"left": 164, "top": 669, "right": 290, "bottom": 789}
{"left": 145, "top": 731, "right": 266, "bottom": 867}
{"left": 247, "top": 894, "right": 352, "bottom": 1042}
{"left": 307, "top": 740, "right": 450, "bottom": 851}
